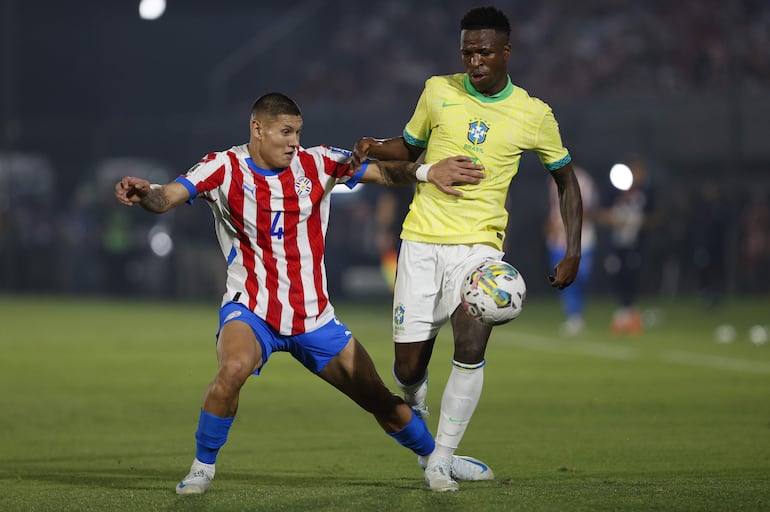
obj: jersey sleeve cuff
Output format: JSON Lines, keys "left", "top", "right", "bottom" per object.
{"left": 343, "top": 160, "right": 369, "bottom": 189}
{"left": 403, "top": 130, "right": 428, "bottom": 149}
{"left": 174, "top": 176, "right": 199, "bottom": 203}
{"left": 544, "top": 153, "right": 572, "bottom": 171}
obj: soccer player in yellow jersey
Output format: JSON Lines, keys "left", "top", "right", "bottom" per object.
{"left": 351, "top": 6, "right": 583, "bottom": 492}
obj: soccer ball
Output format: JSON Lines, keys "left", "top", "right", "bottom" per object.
{"left": 460, "top": 260, "right": 526, "bottom": 326}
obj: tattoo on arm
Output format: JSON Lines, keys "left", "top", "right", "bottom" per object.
{"left": 140, "top": 189, "right": 171, "bottom": 213}
{"left": 376, "top": 161, "right": 420, "bottom": 186}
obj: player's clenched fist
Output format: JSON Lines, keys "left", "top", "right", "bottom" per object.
{"left": 115, "top": 176, "right": 152, "bottom": 206}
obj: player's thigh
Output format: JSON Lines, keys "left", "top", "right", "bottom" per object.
{"left": 217, "top": 320, "right": 263, "bottom": 375}
{"left": 440, "top": 244, "right": 506, "bottom": 314}
{"left": 393, "top": 241, "right": 445, "bottom": 342}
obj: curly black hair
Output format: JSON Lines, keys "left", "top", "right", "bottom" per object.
{"left": 460, "top": 6, "right": 511, "bottom": 37}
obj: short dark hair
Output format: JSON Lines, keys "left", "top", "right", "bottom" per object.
{"left": 251, "top": 92, "right": 301, "bottom": 119}
{"left": 460, "top": 6, "right": 511, "bottom": 37}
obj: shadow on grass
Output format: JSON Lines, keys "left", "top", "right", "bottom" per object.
{"left": 0, "top": 458, "right": 424, "bottom": 492}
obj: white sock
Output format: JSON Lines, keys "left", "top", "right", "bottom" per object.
{"left": 434, "top": 360, "right": 485, "bottom": 453}
{"left": 392, "top": 365, "right": 428, "bottom": 409}
{"left": 192, "top": 458, "right": 216, "bottom": 475}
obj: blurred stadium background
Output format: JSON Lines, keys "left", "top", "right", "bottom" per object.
{"left": 1, "top": 0, "right": 769, "bottom": 304}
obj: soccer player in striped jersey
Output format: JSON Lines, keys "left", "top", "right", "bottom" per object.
{"left": 350, "top": 7, "right": 583, "bottom": 492}
{"left": 114, "top": 92, "right": 485, "bottom": 495}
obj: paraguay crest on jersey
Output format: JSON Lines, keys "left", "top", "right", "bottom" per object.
{"left": 294, "top": 176, "right": 312, "bottom": 198}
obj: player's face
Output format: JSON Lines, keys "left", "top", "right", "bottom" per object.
{"left": 251, "top": 114, "right": 302, "bottom": 170}
{"left": 460, "top": 29, "right": 511, "bottom": 96}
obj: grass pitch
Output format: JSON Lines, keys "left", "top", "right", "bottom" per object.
{"left": 0, "top": 295, "right": 768, "bottom": 511}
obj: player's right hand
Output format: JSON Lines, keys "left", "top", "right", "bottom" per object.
{"left": 350, "top": 137, "right": 383, "bottom": 171}
{"left": 115, "top": 176, "right": 151, "bottom": 206}
{"left": 549, "top": 255, "right": 580, "bottom": 290}
{"left": 429, "top": 156, "right": 485, "bottom": 197}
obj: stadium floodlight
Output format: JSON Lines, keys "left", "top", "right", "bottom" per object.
{"left": 609, "top": 162, "right": 633, "bottom": 191}
{"left": 148, "top": 225, "right": 173, "bottom": 257}
{"left": 139, "top": 0, "right": 166, "bottom": 20}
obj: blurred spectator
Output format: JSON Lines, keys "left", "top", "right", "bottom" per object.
{"left": 738, "top": 188, "right": 770, "bottom": 294}
{"left": 172, "top": 203, "right": 226, "bottom": 302}
{"left": 596, "top": 155, "right": 656, "bottom": 335}
{"left": 0, "top": 153, "right": 55, "bottom": 291}
{"left": 101, "top": 208, "right": 134, "bottom": 295}
{"left": 654, "top": 181, "right": 692, "bottom": 299}
{"left": 692, "top": 181, "right": 730, "bottom": 307}
{"left": 374, "top": 186, "right": 414, "bottom": 291}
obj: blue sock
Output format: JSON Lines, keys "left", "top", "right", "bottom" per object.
{"left": 195, "top": 409, "right": 235, "bottom": 464}
{"left": 387, "top": 412, "right": 435, "bottom": 456}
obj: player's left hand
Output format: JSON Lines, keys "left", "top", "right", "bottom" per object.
{"left": 429, "top": 156, "right": 485, "bottom": 197}
{"left": 548, "top": 255, "right": 580, "bottom": 289}
{"left": 115, "top": 176, "right": 152, "bottom": 206}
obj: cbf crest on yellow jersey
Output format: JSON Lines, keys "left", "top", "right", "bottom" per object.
{"left": 402, "top": 73, "right": 571, "bottom": 250}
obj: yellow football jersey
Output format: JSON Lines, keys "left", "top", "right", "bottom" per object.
{"left": 402, "top": 73, "right": 571, "bottom": 249}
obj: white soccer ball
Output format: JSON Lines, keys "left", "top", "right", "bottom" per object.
{"left": 460, "top": 260, "right": 526, "bottom": 326}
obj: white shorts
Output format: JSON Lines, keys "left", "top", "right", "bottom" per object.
{"left": 392, "top": 240, "right": 505, "bottom": 343}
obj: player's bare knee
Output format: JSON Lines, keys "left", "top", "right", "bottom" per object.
{"left": 217, "top": 358, "right": 254, "bottom": 386}
{"left": 453, "top": 335, "right": 487, "bottom": 362}
{"left": 393, "top": 360, "right": 425, "bottom": 385}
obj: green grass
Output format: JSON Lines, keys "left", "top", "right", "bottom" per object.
{"left": 0, "top": 295, "right": 769, "bottom": 511}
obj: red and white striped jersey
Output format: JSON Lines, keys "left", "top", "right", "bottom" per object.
{"left": 175, "top": 144, "right": 364, "bottom": 335}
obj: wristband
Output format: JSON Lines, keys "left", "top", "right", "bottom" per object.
{"left": 415, "top": 163, "right": 433, "bottom": 182}
{"left": 150, "top": 183, "right": 162, "bottom": 190}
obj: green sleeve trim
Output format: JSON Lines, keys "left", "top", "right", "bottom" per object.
{"left": 403, "top": 129, "right": 428, "bottom": 149}
{"left": 545, "top": 154, "right": 572, "bottom": 171}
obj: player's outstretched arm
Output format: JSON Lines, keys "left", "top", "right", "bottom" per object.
{"left": 350, "top": 136, "right": 423, "bottom": 170}
{"left": 361, "top": 156, "right": 484, "bottom": 197}
{"left": 549, "top": 163, "right": 582, "bottom": 289}
{"left": 114, "top": 176, "right": 190, "bottom": 213}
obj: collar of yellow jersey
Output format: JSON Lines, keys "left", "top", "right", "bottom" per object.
{"left": 463, "top": 75, "right": 514, "bottom": 102}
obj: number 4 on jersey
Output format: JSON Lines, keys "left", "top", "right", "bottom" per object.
{"left": 270, "top": 212, "right": 284, "bottom": 239}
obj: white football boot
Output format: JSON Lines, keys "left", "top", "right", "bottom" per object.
{"left": 424, "top": 456, "right": 459, "bottom": 492}
{"left": 176, "top": 459, "right": 215, "bottom": 495}
{"left": 418, "top": 454, "right": 495, "bottom": 481}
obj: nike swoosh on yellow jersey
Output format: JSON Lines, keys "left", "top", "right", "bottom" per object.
{"left": 441, "top": 101, "right": 463, "bottom": 107}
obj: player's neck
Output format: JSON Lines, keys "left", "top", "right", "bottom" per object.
{"left": 246, "top": 142, "right": 268, "bottom": 168}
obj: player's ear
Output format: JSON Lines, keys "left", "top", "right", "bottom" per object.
{"left": 251, "top": 118, "right": 263, "bottom": 141}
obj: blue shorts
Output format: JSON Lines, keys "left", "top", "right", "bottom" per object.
{"left": 218, "top": 302, "right": 353, "bottom": 375}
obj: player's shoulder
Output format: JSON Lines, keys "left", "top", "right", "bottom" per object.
{"left": 191, "top": 145, "right": 254, "bottom": 179}
{"left": 509, "top": 83, "right": 551, "bottom": 112}
{"left": 304, "top": 145, "right": 352, "bottom": 159}
{"left": 424, "top": 74, "right": 466, "bottom": 92}
{"left": 196, "top": 145, "right": 245, "bottom": 165}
